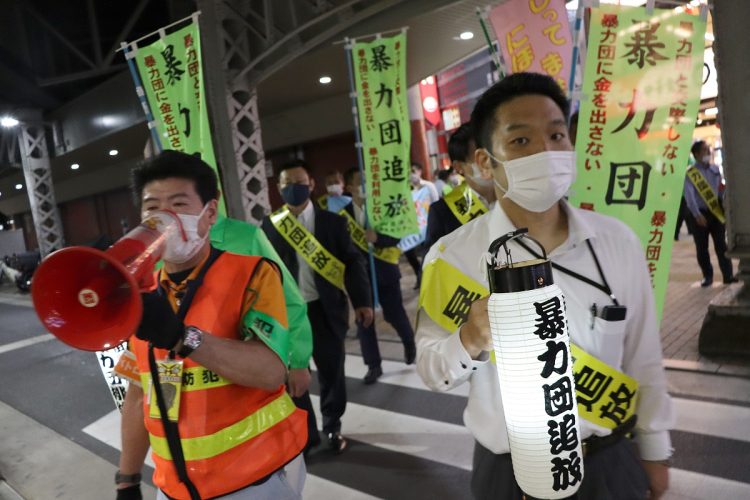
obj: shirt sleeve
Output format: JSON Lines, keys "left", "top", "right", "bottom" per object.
{"left": 240, "top": 260, "right": 291, "bottom": 366}
{"left": 684, "top": 176, "right": 701, "bottom": 218}
{"left": 621, "top": 233, "right": 675, "bottom": 461}
{"left": 245, "top": 229, "right": 313, "bottom": 369}
{"left": 415, "top": 309, "right": 489, "bottom": 392}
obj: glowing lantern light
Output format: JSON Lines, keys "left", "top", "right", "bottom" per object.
{"left": 486, "top": 229, "right": 584, "bottom": 499}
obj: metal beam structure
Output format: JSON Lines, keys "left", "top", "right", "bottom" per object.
{"left": 197, "top": 0, "right": 411, "bottom": 223}
{"left": 697, "top": 0, "right": 750, "bottom": 357}
{"left": 17, "top": 115, "right": 64, "bottom": 257}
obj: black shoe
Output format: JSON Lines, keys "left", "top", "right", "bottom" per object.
{"left": 404, "top": 343, "right": 416, "bottom": 365}
{"left": 303, "top": 435, "right": 321, "bottom": 458}
{"left": 700, "top": 277, "right": 713, "bottom": 287}
{"left": 363, "top": 365, "right": 383, "bottom": 384}
{"left": 327, "top": 432, "right": 348, "bottom": 454}
{"left": 724, "top": 276, "right": 739, "bottom": 284}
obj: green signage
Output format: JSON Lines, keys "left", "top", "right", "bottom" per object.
{"left": 571, "top": 5, "right": 706, "bottom": 321}
{"left": 352, "top": 33, "right": 418, "bottom": 238}
{"left": 133, "top": 21, "right": 225, "bottom": 215}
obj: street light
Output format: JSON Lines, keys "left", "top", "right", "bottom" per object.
{"left": 1, "top": 116, "right": 19, "bottom": 128}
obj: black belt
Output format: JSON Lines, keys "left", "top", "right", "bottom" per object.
{"left": 581, "top": 415, "right": 638, "bottom": 457}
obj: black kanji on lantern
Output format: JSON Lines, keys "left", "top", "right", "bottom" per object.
{"left": 605, "top": 161, "right": 651, "bottom": 210}
{"left": 537, "top": 340, "right": 569, "bottom": 378}
{"left": 370, "top": 45, "right": 393, "bottom": 72}
{"left": 443, "top": 286, "right": 482, "bottom": 327}
{"left": 550, "top": 451, "right": 582, "bottom": 491}
{"left": 543, "top": 376, "right": 575, "bottom": 417}
{"left": 547, "top": 414, "right": 579, "bottom": 455}
{"left": 533, "top": 296, "right": 566, "bottom": 340}
{"left": 161, "top": 44, "right": 185, "bottom": 85}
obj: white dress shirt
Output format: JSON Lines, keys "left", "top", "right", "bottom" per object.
{"left": 295, "top": 201, "right": 319, "bottom": 303}
{"left": 416, "top": 201, "right": 674, "bottom": 461}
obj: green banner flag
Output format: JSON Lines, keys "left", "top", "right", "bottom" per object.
{"left": 571, "top": 5, "right": 706, "bottom": 321}
{"left": 352, "top": 33, "right": 419, "bottom": 238}
{"left": 132, "top": 21, "right": 225, "bottom": 214}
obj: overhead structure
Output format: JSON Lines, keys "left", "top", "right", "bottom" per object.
{"left": 17, "top": 114, "right": 64, "bottom": 257}
{"left": 196, "top": 0, "right": 415, "bottom": 223}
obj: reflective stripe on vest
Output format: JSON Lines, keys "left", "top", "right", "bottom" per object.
{"left": 270, "top": 206, "right": 346, "bottom": 290}
{"left": 338, "top": 208, "right": 401, "bottom": 265}
{"left": 443, "top": 183, "right": 488, "bottom": 225}
{"left": 419, "top": 256, "right": 639, "bottom": 430}
{"left": 149, "top": 392, "right": 297, "bottom": 461}
{"left": 686, "top": 166, "right": 725, "bottom": 223}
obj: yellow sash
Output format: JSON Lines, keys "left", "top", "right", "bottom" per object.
{"left": 419, "top": 257, "right": 639, "bottom": 430}
{"left": 317, "top": 195, "right": 328, "bottom": 210}
{"left": 686, "top": 166, "right": 725, "bottom": 223}
{"left": 443, "top": 183, "right": 488, "bottom": 225}
{"left": 337, "top": 208, "right": 401, "bottom": 265}
{"left": 270, "top": 206, "right": 345, "bottom": 291}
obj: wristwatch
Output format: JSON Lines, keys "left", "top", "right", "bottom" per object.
{"left": 115, "top": 471, "right": 141, "bottom": 484}
{"left": 177, "top": 325, "right": 204, "bottom": 358}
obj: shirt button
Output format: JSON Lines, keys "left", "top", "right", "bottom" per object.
{"left": 472, "top": 367, "right": 477, "bottom": 371}
{"left": 461, "top": 363, "right": 467, "bottom": 369}
{"left": 444, "top": 380, "right": 449, "bottom": 385}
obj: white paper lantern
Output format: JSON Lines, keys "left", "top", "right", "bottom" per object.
{"left": 486, "top": 230, "right": 583, "bottom": 499}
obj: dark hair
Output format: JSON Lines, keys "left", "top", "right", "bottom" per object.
{"left": 437, "top": 168, "right": 453, "bottom": 181}
{"left": 344, "top": 166, "right": 361, "bottom": 187}
{"left": 410, "top": 162, "right": 423, "bottom": 172}
{"left": 278, "top": 158, "right": 311, "bottom": 179}
{"left": 131, "top": 150, "right": 218, "bottom": 206}
{"left": 691, "top": 140, "right": 707, "bottom": 158}
{"left": 470, "top": 72, "right": 570, "bottom": 151}
{"left": 448, "top": 124, "right": 474, "bottom": 163}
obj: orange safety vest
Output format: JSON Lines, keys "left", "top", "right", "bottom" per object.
{"left": 132, "top": 252, "right": 307, "bottom": 500}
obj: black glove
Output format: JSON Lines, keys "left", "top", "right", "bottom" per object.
{"left": 116, "top": 484, "right": 142, "bottom": 500}
{"left": 136, "top": 292, "right": 184, "bottom": 350}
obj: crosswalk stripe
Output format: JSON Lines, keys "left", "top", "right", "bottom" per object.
{"left": 665, "top": 467, "right": 750, "bottom": 500}
{"left": 0, "top": 334, "right": 54, "bottom": 355}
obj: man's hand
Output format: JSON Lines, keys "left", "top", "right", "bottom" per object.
{"left": 136, "top": 293, "right": 183, "bottom": 350}
{"left": 641, "top": 461, "right": 669, "bottom": 499}
{"left": 365, "top": 229, "right": 378, "bottom": 244}
{"left": 116, "top": 484, "right": 142, "bottom": 500}
{"left": 695, "top": 214, "right": 708, "bottom": 227}
{"left": 355, "top": 306, "right": 374, "bottom": 328}
{"left": 287, "top": 368, "right": 311, "bottom": 397}
{"left": 459, "top": 296, "right": 492, "bottom": 359}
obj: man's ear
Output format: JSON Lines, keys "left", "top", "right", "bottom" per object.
{"left": 309, "top": 177, "right": 316, "bottom": 192}
{"left": 474, "top": 148, "right": 495, "bottom": 181}
{"left": 207, "top": 199, "right": 219, "bottom": 224}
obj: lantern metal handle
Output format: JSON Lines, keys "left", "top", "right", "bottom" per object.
{"left": 488, "top": 228, "right": 548, "bottom": 268}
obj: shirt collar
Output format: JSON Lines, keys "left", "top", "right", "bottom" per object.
{"left": 159, "top": 247, "right": 211, "bottom": 290}
{"left": 210, "top": 216, "right": 227, "bottom": 245}
{"left": 488, "top": 199, "right": 595, "bottom": 254}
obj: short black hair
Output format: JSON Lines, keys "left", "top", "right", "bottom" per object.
{"left": 131, "top": 150, "right": 218, "bottom": 206}
{"left": 437, "top": 168, "right": 454, "bottom": 181}
{"left": 470, "top": 72, "right": 570, "bottom": 151}
{"left": 448, "top": 123, "right": 474, "bottom": 163}
{"left": 691, "top": 140, "right": 707, "bottom": 158}
{"left": 344, "top": 166, "right": 362, "bottom": 187}
{"left": 411, "top": 162, "right": 423, "bottom": 172}
{"left": 278, "top": 158, "right": 311, "bottom": 180}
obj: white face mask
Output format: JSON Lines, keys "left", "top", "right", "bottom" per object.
{"left": 701, "top": 155, "right": 711, "bottom": 164}
{"left": 487, "top": 150, "right": 577, "bottom": 212}
{"left": 327, "top": 184, "right": 344, "bottom": 196}
{"left": 162, "top": 204, "right": 210, "bottom": 264}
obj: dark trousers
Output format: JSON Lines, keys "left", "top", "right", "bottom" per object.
{"left": 471, "top": 439, "right": 648, "bottom": 500}
{"left": 358, "top": 280, "right": 415, "bottom": 367}
{"left": 293, "top": 300, "right": 346, "bottom": 436}
{"left": 674, "top": 197, "right": 694, "bottom": 239}
{"left": 692, "top": 210, "right": 733, "bottom": 282}
{"left": 404, "top": 248, "right": 422, "bottom": 280}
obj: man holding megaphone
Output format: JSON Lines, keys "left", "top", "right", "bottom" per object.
{"left": 114, "top": 151, "right": 307, "bottom": 500}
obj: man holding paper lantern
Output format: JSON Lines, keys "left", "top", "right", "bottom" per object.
{"left": 416, "top": 73, "right": 674, "bottom": 499}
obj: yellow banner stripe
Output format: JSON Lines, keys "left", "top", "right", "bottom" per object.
{"left": 686, "top": 166, "right": 725, "bottom": 223}
{"left": 270, "top": 206, "right": 346, "bottom": 290}
{"left": 420, "top": 257, "right": 639, "bottom": 430}
{"left": 150, "top": 392, "right": 296, "bottom": 461}
{"left": 338, "top": 209, "right": 401, "bottom": 265}
{"left": 443, "top": 183, "right": 488, "bottom": 225}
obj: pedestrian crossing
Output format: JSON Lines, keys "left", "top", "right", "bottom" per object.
{"left": 79, "top": 353, "right": 750, "bottom": 500}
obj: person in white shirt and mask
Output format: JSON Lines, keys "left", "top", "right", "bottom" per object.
{"left": 416, "top": 73, "right": 674, "bottom": 500}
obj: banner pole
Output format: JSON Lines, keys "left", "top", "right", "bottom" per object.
{"left": 568, "top": 0, "right": 586, "bottom": 122}
{"left": 477, "top": 7, "right": 505, "bottom": 81}
{"left": 121, "top": 42, "right": 163, "bottom": 152}
{"left": 344, "top": 38, "right": 381, "bottom": 309}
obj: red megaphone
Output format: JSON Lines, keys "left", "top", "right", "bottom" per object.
{"left": 31, "top": 211, "right": 184, "bottom": 351}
